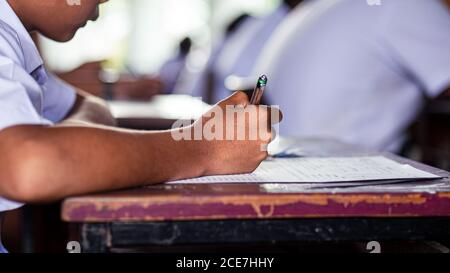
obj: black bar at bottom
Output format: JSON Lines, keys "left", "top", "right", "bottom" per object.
{"left": 86, "top": 218, "right": 450, "bottom": 248}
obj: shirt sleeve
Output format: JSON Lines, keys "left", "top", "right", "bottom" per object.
{"left": 380, "top": 0, "right": 450, "bottom": 98}
{"left": 41, "top": 73, "right": 77, "bottom": 123}
{"left": 0, "top": 197, "right": 23, "bottom": 212}
{"left": 0, "top": 76, "right": 52, "bottom": 132}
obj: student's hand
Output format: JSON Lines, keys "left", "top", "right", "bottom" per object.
{"left": 192, "top": 91, "right": 282, "bottom": 176}
{"left": 63, "top": 89, "right": 117, "bottom": 127}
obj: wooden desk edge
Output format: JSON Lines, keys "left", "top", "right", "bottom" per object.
{"left": 61, "top": 144, "right": 450, "bottom": 223}
{"left": 62, "top": 191, "right": 450, "bottom": 223}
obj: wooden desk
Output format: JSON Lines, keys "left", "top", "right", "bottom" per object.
{"left": 61, "top": 138, "right": 450, "bottom": 253}
{"left": 109, "top": 95, "right": 210, "bottom": 130}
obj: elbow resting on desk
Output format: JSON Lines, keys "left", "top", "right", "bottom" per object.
{"left": 0, "top": 127, "right": 70, "bottom": 203}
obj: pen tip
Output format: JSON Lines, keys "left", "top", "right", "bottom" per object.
{"left": 258, "top": 75, "right": 267, "bottom": 86}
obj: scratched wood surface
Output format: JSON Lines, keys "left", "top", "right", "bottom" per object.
{"left": 62, "top": 138, "right": 450, "bottom": 223}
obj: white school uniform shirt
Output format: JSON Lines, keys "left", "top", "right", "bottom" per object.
{"left": 173, "top": 34, "right": 239, "bottom": 99}
{"left": 210, "top": 4, "right": 290, "bottom": 103}
{"left": 0, "top": 0, "right": 76, "bottom": 213}
{"left": 254, "top": 0, "right": 450, "bottom": 152}
{"left": 158, "top": 53, "right": 188, "bottom": 93}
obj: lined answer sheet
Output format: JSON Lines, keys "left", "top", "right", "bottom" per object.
{"left": 169, "top": 156, "right": 441, "bottom": 184}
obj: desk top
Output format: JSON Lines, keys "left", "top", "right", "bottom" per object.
{"left": 62, "top": 138, "right": 450, "bottom": 223}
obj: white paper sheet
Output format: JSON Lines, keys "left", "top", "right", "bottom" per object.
{"left": 169, "top": 156, "right": 441, "bottom": 184}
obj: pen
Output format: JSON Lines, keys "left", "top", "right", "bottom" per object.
{"left": 250, "top": 75, "right": 267, "bottom": 105}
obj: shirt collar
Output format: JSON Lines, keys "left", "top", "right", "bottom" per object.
{"left": 0, "top": 0, "right": 44, "bottom": 74}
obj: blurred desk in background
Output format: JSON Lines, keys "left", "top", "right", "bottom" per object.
{"left": 62, "top": 138, "right": 450, "bottom": 253}
{"left": 418, "top": 95, "right": 450, "bottom": 171}
{"left": 109, "top": 95, "right": 210, "bottom": 130}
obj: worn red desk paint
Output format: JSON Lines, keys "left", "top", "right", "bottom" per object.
{"left": 61, "top": 138, "right": 450, "bottom": 223}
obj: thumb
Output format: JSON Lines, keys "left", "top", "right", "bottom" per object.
{"left": 219, "top": 91, "right": 249, "bottom": 107}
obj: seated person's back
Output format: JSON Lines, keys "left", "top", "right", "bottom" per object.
{"left": 255, "top": 0, "right": 450, "bottom": 152}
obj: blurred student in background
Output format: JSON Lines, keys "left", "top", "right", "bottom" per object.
{"left": 32, "top": 33, "right": 164, "bottom": 102}
{"left": 176, "top": 0, "right": 303, "bottom": 104}
{"left": 254, "top": 0, "right": 450, "bottom": 153}
{"left": 56, "top": 60, "right": 164, "bottom": 101}
{"left": 209, "top": 0, "right": 303, "bottom": 103}
{"left": 158, "top": 37, "right": 192, "bottom": 93}
{"left": 173, "top": 14, "right": 250, "bottom": 102}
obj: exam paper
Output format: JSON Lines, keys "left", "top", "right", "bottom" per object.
{"left": 169, "top": 156, "right": 441, "bottom": 184}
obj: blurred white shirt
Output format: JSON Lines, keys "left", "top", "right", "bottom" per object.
{"left": 158, "top": 54, "right": 188, "bottom": 93}
{"left": 174, "top": 35, "right": 235, "bottom": 99}
{"left": 255, "top": 0, "right": 450, "bottom": 152}
{"left": 0, "top": 0, "right": 76, "bottom": 212}
{"left": 210, "top": 4, "right": 290, "bottom": 103}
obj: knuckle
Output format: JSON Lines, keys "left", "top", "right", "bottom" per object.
{"left": 234, "top": 91, "right": 249, "bottom": 102}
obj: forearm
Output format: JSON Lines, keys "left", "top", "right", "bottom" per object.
{"left": 0, "top": 125, "right": 203, "bottom": 202}
{"left": 0, "top": 92, "right": 279, "bottom": 203}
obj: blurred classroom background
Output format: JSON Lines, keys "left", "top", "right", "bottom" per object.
{"left": 4, "top": 0, "right": 450, "bottom": 253}
{"left": 38, "top": 0, "right": 449, "bottom": 169}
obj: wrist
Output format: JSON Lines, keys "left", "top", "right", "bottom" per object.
{"left": 168, "top": 126, "right": 211, "bottom": 180}
{"left": 179, "top": 138, "right": 210, "bottom": 179}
